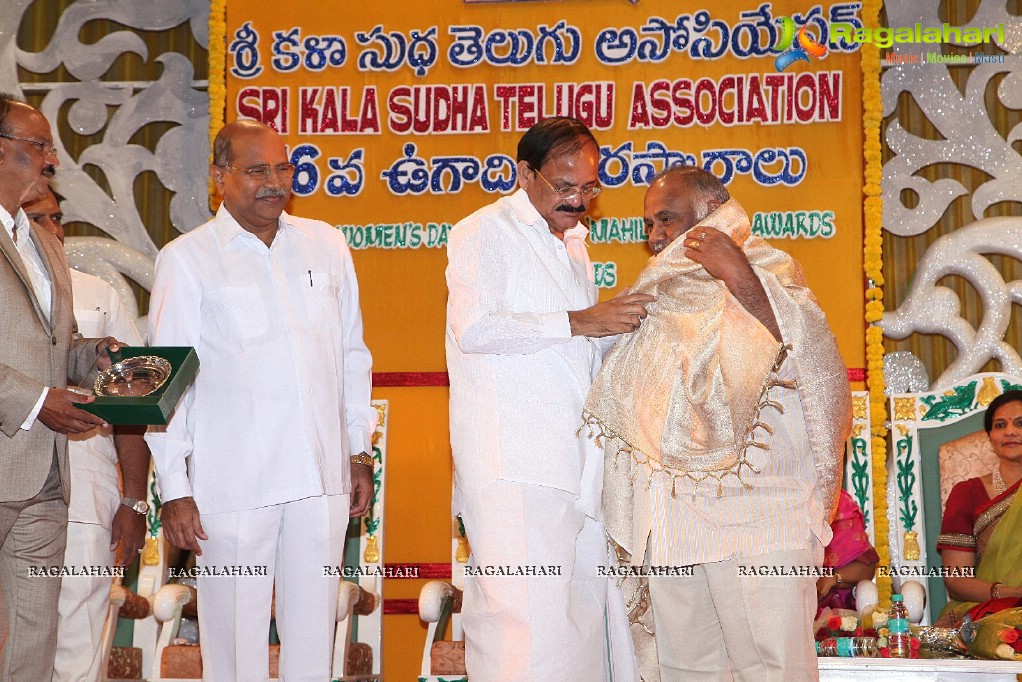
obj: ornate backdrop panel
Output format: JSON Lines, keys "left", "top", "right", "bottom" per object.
{"left": 879, "top": 0, "right": 1022, "bottom": 389}
{"left": 1, "top": 0, "right": 211, "bottom": 328}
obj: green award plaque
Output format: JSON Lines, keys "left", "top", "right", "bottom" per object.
{"left": 78, "top": 346, "right": 199, "bottom": 425}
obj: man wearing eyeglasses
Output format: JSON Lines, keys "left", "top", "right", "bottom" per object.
{"left": 0, "top": 94, "right": 122, "bottom": 680}
{"left": 446, "top": 117, "right": 649, "bottom": 680}
{"left": 146, "top": 119, "right": 377, "bottom": 681}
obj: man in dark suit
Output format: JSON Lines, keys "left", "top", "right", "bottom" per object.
{"left": 0, "top": 93, "right": 121, "bottom": 680}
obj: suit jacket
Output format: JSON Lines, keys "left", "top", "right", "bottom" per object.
{"left": 446, "top": 189, "right": 606, "bottom": 513}
{"left": 0, "top": 218, "right": 98, "bottom": 503}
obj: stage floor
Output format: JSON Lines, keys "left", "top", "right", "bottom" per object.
{"left": 819, "top": 656, "right": 1022, "bottom": 680}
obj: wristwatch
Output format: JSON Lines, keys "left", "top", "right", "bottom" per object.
{"left": 120, "top": 497, "right": 150, "bottom": 515}
{"left": 350, "top": 452, "right": 374, "bottom": 468}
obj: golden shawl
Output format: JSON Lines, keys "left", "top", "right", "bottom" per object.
{"left": 583, "top": 199, "right": 852, "bottom": 680}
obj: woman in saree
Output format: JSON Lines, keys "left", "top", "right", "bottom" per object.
{"left": 935, "top": 389, "right": 1022, "bottom": 627}
{"left": 816, "top": 490, "right": 879, "bottom": 616}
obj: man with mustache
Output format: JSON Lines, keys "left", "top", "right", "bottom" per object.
{"left": 0, "top": 94, "right": 121, "bottom": 679}
{"left": 146, "top": 119, "right": 377, "bottom": 681}
{"left": 585, "top": 166, "right": 851, "bottom": 681}
{"left": 446, "top": 117, "right": 650, "bottom": 680}
{"left": 22, "top": 188, "right": 149, "bottom": 682}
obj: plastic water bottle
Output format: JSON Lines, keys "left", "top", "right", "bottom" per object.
{"left": 889, "top": 594, "right": 911, "bottom": 658}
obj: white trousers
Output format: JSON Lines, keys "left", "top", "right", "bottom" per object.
{"left": 648, "top": 544, "right": 821, "bottom": 682}
{"left": 460, "top": 480, "right": 635, "bottom": 682}
{"left": 196, "top": 494, "right": 348, "bottom": 682}
{"left": 52, "top": 522, "right": 114, "bottom": 682}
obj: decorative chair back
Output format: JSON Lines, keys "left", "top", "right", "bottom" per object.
{"left": 843, "top": 391, "right": 875, "bottom": 544}
{"left": 133, "top": 461, "right": 171, "bottom": 679}
{"left": 333, "top": 398, "right": 388, "bottom": 681}
{"left": 938, "top": 431, "right": 998, "bottom": 511}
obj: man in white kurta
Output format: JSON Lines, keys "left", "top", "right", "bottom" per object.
{"left": 585, "top": 167, "right": 851, "bottom": 681}
{"left": 446, "top": 117, "right": 651, "bottom": 681}
{"left": 145, "top": 120, "right": 377, "bottom": 682}
{"left": 23, "top": 189, "right": 149, "bottom": 682}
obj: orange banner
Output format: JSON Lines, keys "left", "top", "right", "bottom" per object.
{"left": 224, "top": 0, "right": 866, "bottom": 373}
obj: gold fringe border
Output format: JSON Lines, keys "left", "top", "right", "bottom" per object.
{"left": 860, "top": 0, "right": 891, "bottom": 608}
{"left": 581, "top": 344, "right": 789, "bottom": 499}
{"left": 208, "top": 0, "right": 227, "bottom": 211}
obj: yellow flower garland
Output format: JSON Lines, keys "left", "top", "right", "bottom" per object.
{"left": 208, "top": 0, "right": 227, "bottom": 210}
{"left": 860, "top": 0, "right": 891, "bottom": 607}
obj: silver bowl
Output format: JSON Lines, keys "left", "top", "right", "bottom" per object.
{"left": 94, "top": 356, "right": 173, "bottom": 397}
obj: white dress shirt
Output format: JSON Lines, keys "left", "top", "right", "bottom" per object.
{"left": 2, "top": 205, "right": 53, "bottom": 429}
{"left": 1, "top": 206, "right": 52, "bottom": 322}
{"left": 67, "top": 270, "right": 143, "bottom": 526}
{"left": 446, "top": 189, "right": 607, "bottom": 515}
{"left": 145, "top": 206, "right": 376, "bottom": 514}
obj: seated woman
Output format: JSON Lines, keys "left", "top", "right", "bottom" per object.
{"left": 936, "top": 389, "right": 1022, "bottom": 627}
{"left": 816, "top": 489, "right": 879, "bottom": 616}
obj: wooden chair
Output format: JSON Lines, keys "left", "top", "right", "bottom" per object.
{"left": 889, "top": 373, "right": 1022, "bottom": 624}
{"left": 100, "top": 465, "right": 167, "bottom": 680}
{"left": 99, "top": 579, "right": 152, "bottom": 680}
{"left": 417, "top": 512, "right": 469, "bottom": 681}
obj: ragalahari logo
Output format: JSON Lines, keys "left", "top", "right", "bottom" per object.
{"left": 774, "top": 17, "right": 828, "bottom": 72}
{"left": 774, "top": 19, "right": 1012, "bottom": 71}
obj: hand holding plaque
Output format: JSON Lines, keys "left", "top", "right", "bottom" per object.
{"left": 79, "top": 347, "right": 199, "bottom": 425}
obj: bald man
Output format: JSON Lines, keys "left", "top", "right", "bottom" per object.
{"left": 0, "top": 94, "right": 122, "bottom": 680}
{"left": 587, "top": 166, "right": 850, "bottom": 681}
{"left": 24, "top": 189, "right": 149, "bottom": 682}
{"left": 145, "top": 120, "right": 377, "bottom": 681}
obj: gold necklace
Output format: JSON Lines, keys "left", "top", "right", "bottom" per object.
{"left": 992, "top": 466, "right": 1007, "bottom": 497}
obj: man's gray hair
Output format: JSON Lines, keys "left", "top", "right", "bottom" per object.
{"left": 212, "top": 130, "right": 233, "bottom": 168}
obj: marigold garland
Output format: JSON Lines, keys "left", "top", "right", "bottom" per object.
{"left": 208, "top": 0, "right": 227, "bottom": 210}
{"left": 860, "top": 0, "right": 891, "bottom": 608}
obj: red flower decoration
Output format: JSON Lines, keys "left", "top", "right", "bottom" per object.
{"left": 998, "top": 628, "right": 1020, "bottom": 644}
{"left": 862, "top": 627, "right": 879, "bottom": 638}
{"left": 879, "top": 647, "right": 891, "bottom": 658}
{"left": 1011, "top": 638, "right": 1022, "bottom": 654}
{"left": 910, "top": 637, "right": 920, "bottom": 651}
{"left": 827, "top": 616, "right": 842, "bottom": 631}
{"left": 815, "top": 627, "right": 830, "bottom": 642}
{"left": 854, "top": 626, "right": 864, "bottom": 636}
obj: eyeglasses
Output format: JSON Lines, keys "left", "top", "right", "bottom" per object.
{"left": 217, "top": 163, "right": 296, "bottom": 181}
{"left": 0, "top": 131, "right": 57, "bottom": 157}
{"left": 532, "top": 168, "right": 603, "bottom": 202}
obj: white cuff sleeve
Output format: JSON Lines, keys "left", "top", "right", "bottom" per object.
{"left": 144, "top": 432, "right": 194, "bottom": 503}
{"left": 540, "top": 311, "right": 572, "bottom": 342}
{"left": 21, "top": 387, "right": 48, "bottom": 430}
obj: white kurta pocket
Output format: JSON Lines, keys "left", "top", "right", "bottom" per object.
{"left": 209, "top": 283, "right": 269, "bottom": 342}
{"left": 302, "top": 272, "right": 341, "bottom": 329}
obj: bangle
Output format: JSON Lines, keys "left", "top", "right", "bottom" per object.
{"left": 350, "top": 452, "right": 374, "bottom": 468}
{"left": 835, "top": 571, "right": 844, "bottom": 586}
{"left": 991, "top": 582, "right": 1002, "bottom": 599}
